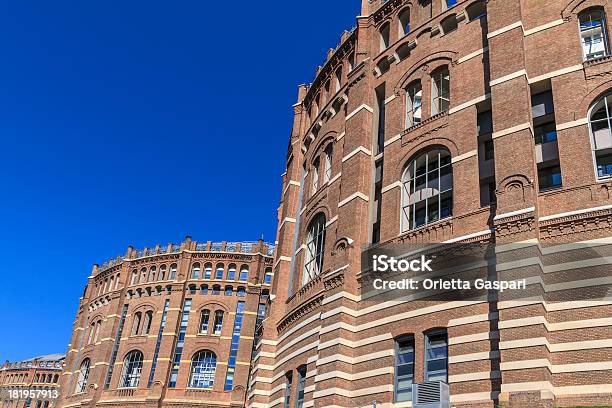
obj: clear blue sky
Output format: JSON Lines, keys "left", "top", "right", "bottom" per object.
{"left": 0, "top": 0, "right": 359, "bottom": 362}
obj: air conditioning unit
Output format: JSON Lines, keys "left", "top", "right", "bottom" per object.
{"left": 412, "top": 381, "right": 450, "bottom": 408}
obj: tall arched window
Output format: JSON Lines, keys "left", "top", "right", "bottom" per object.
{"left": 131, "top": 312, "right": 142, "bottom": 336}
{"left": 139, "top": 268, "right": 147, "bottom": 284}
{"left": 239, "top": 266, "right": 249, "bottom": 282}
{"left": 303, "top": 213, "right": 326, "bottom": 285}
{"left": 74, "top": 358, "right": 90, "bottom": 394}
{"left": 204, "top": 263, "right": 212, "bottom": 279}
{"left": 334, "top": 67, "right": 343, "bottom": 92}
{"left": 213, "top": 310, "right": 224, "bottom": 335}
{"left": 405, "top": 80, "right": 422, "bottom": 128}
{"left": 148, "top": 267, "right": 156, "bottom": 282}
{"left": 227, "top": 264, "right": 236, "bottom": 280}
{"left": 380, "top": 22, "right": 391, "bottom": 52}
{"left": 401, "top": 147, "right": 453, "bottom": 232}
{"left": 589, "top": 93, "right": 612, "bottom": 179}
{"left": 159, "top": 265, "right": 167, "bottom": 281}
{"left": 142, "top": 311, "right": 153, "bottom": 335}
{"left": 188, "top": 351, "right": 217, "bottom": 389}
{"left": 398, "top": 8, "right": 411, "bottom": 37}
{"left": 215, "top": 264, "right": 224, "bottom": 280}
{"left": 93, "top": 320, "right": 102, "bottom": 343}
{"left": 324, "top": 145, "right": 333, "bottom": 183}
{"left": 120, "top": 350, "right": 143, "bottom": 388}
{"left": 200, "top": 310, "right": 210, "bottom": 333}
{"left": 431, "top": 66, "right": 450, "bottom": 115}
{"left": 169, "top": 264, "right": 177, "bottom": 280}
{"left": 579, "top": 8, "right": 610, "bottom": 61}
{"left": 130, "top": 270, "right": 138, "bottom": 286}
{"left": 191, "top": 263, "right": 201, "bottom": 279}
{"left": 311, "top": 158, "right": 320, "bottom": 195}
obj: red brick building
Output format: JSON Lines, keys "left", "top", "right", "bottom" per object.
{"left": 248, "top": 0, "right": 612, "bottom": 407}
{"left": 56, "top": 238, "right": 274, "bottom": 408}
{"left": 0, "top": 355, "right": 64, "bottom": 408}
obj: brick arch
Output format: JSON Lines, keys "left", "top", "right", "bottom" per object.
{"left": 307, "top": 132, "right": 337, "bottom": 164}
{"left": 131, "top": 302, "right": 157, "bottom": 314}
{"left": 197, "top": 301, "right": 229, "bottom": 313}
{"left": 393, "top": 51, "right": 457, "bottom": 95}
{"left": 392, "top": 138, "right": 460, "bottom": 181}
{"left": 578, "top": 82, "right": 612, "bottom": 118}
{"left": 562, "top": 0, "right": 608, "bottom": 19}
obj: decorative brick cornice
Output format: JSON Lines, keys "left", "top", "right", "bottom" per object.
{"left": 539, "top": 206, "right": 612, "bottom": 240}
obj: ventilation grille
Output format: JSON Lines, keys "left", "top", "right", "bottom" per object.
{"left": 413, "top": 381, "right": 450, "bottom": 408}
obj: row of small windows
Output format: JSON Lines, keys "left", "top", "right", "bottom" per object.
{"left": 188, "top": 284, "right": 247, "bottom": 297}
{"left": 75, "top": 349, "right": 220, "bottom": 391}
{"left": 1, "top": 373, "right": 58, "bottom": 384}
{"left": 190, "top": 263, "right": 249, "bottom": 282}
{"left": 94, "top": 273, "right": 120, "bottom": 297}
{"left": 130, "top": 264, "right": 177, "bottom": 286}
{"left": 1, "top": 401, "right": 50, "bottom": 408}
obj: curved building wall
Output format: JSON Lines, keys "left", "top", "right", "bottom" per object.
{"left": 251, "top": 0, "right": 612, "bottom": 407}
{"left": 56, "top": 238, "right": 274, "bottom": 408}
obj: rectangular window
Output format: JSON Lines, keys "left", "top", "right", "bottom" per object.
{"left": 531, "top": 91, "right": 554, "bottom": 119}
{"left": 484, "top": 139, "right": 494, "bottom": 161}
{"left": 371, "top": 160, "right": 383, "bottom": 244}
{"left": 104, "top": 304, "right": 129, "bottom": 389}
{"left": 431, "top": 67, "right": 450, "bottom": 115}
{"left": 199, "top": 310, "right": 210, "bottom": 333}
{"left": 213, "top": 311, "right": 224, "bottom": 335}
{"left": 224, "top": 301, "right": 245, "bottom": 391}
{"left": 538, "top": 164, "right": 563, "bottom": 191}
{"left": 148, "top": 299, "right": 170, "bottom": 387}
{"left": 395, "top": 337, "right": 414, "bottom": 402}
{"left": 324, "top": 147, "right": 333, "bottom": 183}
{"left": 534, "top": 122, "right": 558, "bottom": 144}
{"left": 425, "top": 331, "right": 448, "bottom": 383}
{"left": 477, "top": 110, "right": 492, "bottom": 136}
{"left": 295, "top": 366, "right": 307, "bottom": 408}
{"left": 596, "top": 150, "right": 612, "bottom": 178}
{"left": 311, "top": 160, "right": 319, "bottom": 195}
{"left": 375, "top": 85, "right": 386, "bottom": 155}
{"left": 215, "top": 267, "right": 223, "bottom": 279}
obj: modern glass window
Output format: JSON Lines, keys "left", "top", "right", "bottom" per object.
{"left": 120, "top": 350, "right": 144, "bottom": 388}
{"left": 200, "top": 310, "right": 210, "bottom": 333}
{"left": 425, "top": 330, "right": 448, "bottom": 382}
{"left": 148, "top": 299, "right": 170, "bottom": 387}
{"left": 224, "top": 301, "right": 245, "bottom": 391}
{"left": 589, "top": 93, "right": 612, "bottom": 179}
{"left": 188, "top": 350, "right": 216, "bottom": 389}
{"left": 324, "top": 145, "right": 333, "bottom": 183}
{"left": 169, "top": 264, "right": 177, "bottom": 280}
{"left": 395, "top": 337, "right": 414, "bottom": 402}
{"left": 204, "top": 264, "right": 212, "bottom": 279}
{"left": 401, "top": 148, "right": 453, "bottom": 232}
{"left": 303, "top": 213, "right": 326, "bottom": 285}
{"left": 295, "top": 365, "right": 307, "bottom": 408}
{"left": 534, "top": 122, "right": 558, "bottom": 144}
{"left": 227, "top": 265, "right": 236, "bottom": 280}
{"left": 399, "top": 8, "right": 410, "bottom": 36}
{"left": 284, "top": 372, "right": 292, "bottom": 408}
{"left": 431, "top": 66, "right": 450, "bottom": 115}
{"left": 311, "top": 158, "right": 320, "bottom": 195}
{"left": 169, "top": 299, "right": 192, "bottom": 388}
{"left": 191, "top": 263, "right": 200, "bottom": 279}
{"left": 213, "top": 310, "right": 224, "bottom": 335}
{"left": 239, "top": 268, "right": 249, "bottom": 281}
{"left": 538, "top": 165, "right": 563, "bottom": 191}
{"left": 405, "top": 81, "right": 422, "bottom": 128}
{"left": 215, "top": 265, "right": 224, "bottom": 280}
{"left": 131, "top": 312, "right": 142, "bottom": 336}
{"left": 579, "top": 9, "right": 610, "bottom": 61}
{"left": 75, "top": 359, "right": 90, "bottom": 394}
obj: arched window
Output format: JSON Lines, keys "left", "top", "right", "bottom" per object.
{"left": 224, "top": 286, "right": 233, "bottom": 296}
{"left": 169, "top": 264, "right": 177, "bottom": 280}
{"left": 109, "top": 276, "right": 115, "bottom": 292}
{"left": 324, "top": 145, "right": 333, "bottom": 183}
{"left": 204, "top": 263, "right": 212, "bottom": 279}
{"left": 87, "top": 322, "right": 95, "bottom": 344}
{"left": 303, "top": 213, "right": 326, "bottom": 285}
{"left": 237, "top": 286, "right": 246, "bottom": 297}
{"left": 93, "top": 320, "right": 102, "bottom": 343}
{"left": 589, "top": 93, "right": 612, "bottom": 179}
{"left": 579, "top": 8, "right": 610, "bottom": 61}
{"left": 466, "top": 1, "right": 486, "bottom": 21}
{"left": 334, "top": 67, "right": 343, "bottom": 92}
{"left": 188, "top": 351, "right": 216, "bottom": 389}
{"left": 431, "top": 66, "right": 450, "bottom": 115}
{"left": 227, "top": 264, "right": 236, "bottom": 280}
{"left": 130, "top": 270, "right": 138, "bottom": 286}
{"left": 191, "top": 263, "right": 201, "bottom": 279}
{"left": 239, "top": 267, "right": 249, "bottom": 282}
{"left": 120, "top": 351, "right": 143, "bottom": 388}
{"left": 159, "top": 265, "right": 167, "bottom": 281}
{"left": 131, "top": 312, "right": 142, "bottom": 336}
{"left": 139, "top": 268, "right": 147, "bottom": 284}
{"left": 213, "top": 310, "right": 224, "bottom": 335}
{"left": 401, "top": 147, "right": 453, "bottom": 231}
{"left": 405, "top": 80, "right": 422, "bottom": 128}
{"left": 215, "top": 264, "right": 224, "bottom": 280}
{"left": 200, "top": 310, "right": 210, "bottom": 333}
{"left": 74, "top": 358, "right": 90, "bottom": 394}
{"left": 380, "top": 22, "right": 391, "bottom": 52}
{"left": 212, "top": 284, "right": 221, "bottom": 295}
{"left": 148, "top": 267, "right": 156, "bottom": 282}
{"left": 264, "top": 268, "right": 273, "bottom": 285}
{"left": 311, "top": 158, "right": 320, "bottom": 195}
{"left": 142, "top": 311, "right": 153, "bottom": 335}
{"left": 398, "top": 8, "right": 411, "bottom": 37}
